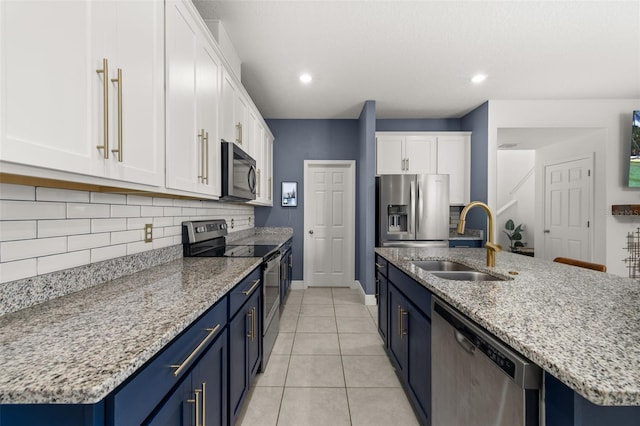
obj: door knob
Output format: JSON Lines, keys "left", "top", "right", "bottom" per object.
{"left": 309, "top": 230, "right": 314, "bottom": 235}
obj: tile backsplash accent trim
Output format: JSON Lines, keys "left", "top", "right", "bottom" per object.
{"left": 0, "top": 183, "right": 254, "bottom": 284}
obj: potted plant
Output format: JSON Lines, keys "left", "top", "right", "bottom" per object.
{"left": 503, "top": 219, "right": 524, "bottom": 252}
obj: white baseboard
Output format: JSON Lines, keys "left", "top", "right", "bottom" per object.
{"left": 353, "top": 280, "right": 377, "bottom": 306}
{"left": 291, "top": 280, "right": 306, "bottom": 290}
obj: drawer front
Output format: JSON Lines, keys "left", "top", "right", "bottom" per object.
{"left": 110, "top": 298, "right": 228, "bottom": 426}
{"left": 229, "top": 266, "right": 262, "bottom": 319}
{"left": 388, "top": 264, "right": 431, "bottom": 318}
{"left": 449, "top": 239, "right": 483, "bottom": 248}
{"left": 375, "top": 255, "right": 388, "bottom": 277}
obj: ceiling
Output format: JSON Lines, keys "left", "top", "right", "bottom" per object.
{"left": 497, "top": 127, "right": 603, "bottom": 150}
{"left": 193, "top": 1, "right": 640, "bottom": 120}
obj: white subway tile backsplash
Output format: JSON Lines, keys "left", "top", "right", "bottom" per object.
{"left": 140, "top": 206, "right": 163, "bottom": 217}
{"left": 111, "top": 229, "right": 143, "bottom": 245}
{"left": 36, "top": 187, "right": 89, "bottom": 203}
{"left": 0, "top": 184, "right": 35, "bottom": 201}
{"left": 91, "top": 218, "right": 127, "bottom": 233}
{"left": 38, "top": 219, "right": 90, "bottom": 238}
{"left": 153, "top": 217, "right": 174, "bottom": 228}
{"left": 0, "top": 259, "right": 37, "bottom": 284}
{"left": 1, "top": 200, "right": 66, "bottom": 220}
{"left": 152, "top": 236, "right": 174, "bottom": 250}
{"left": 37, "top": 250, "right": 90, "bottom": 275}
{"left": 90, "top": 192, "right": 126, "bottom": 205}
{"left": 110, "top": 205, "right": 141, "bottom": 218}
{"left": 127, "top": 195, "right": 153, "bottom": 206}
{"left": 127, "top": 240, "right": 153, "bottom": 255}
{"left": 1, "top": 237, "right": 67, "bottom": 262}
{"left": 127, "top": 217, "right": 153, "bottom": 231}
{"left": 0, "top": 221, "right": 37, "bottom": 241}
{"left": 0, "top": 184, "right": 255, "bottom": 284}
{"left": 67, "top": 203, "right": 110, "bottom": 219}
{"left": 163, "top": 207, "right": 182, "bottom": 216}
{"left": 68, "top": 233, "right": 111, "bottom": 251}
{"left": 91, "top": 244, "right": 127, "bottom": 263}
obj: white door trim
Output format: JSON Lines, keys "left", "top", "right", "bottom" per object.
{"left": 303, "top": 160, "right": 356, "bottom": 286}
{"left": 539, "top": 152, "right": 594, "bottom": 261}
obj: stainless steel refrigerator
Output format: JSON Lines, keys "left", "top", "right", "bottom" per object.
{"left": 377, "top": 174, "right": 449, "bottom": 247}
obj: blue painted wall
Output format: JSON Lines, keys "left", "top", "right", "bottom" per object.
{"left": 254, "top": 120, "right": 359, "bottom": 281}
{"left": 460, "top": 102, "right": 489, "bottom": 236}
{"left": 376, "top": 118, "right": 462, "bottom": 132}
{"left": 358, "top": 101, "right": 377, "bottom": 294}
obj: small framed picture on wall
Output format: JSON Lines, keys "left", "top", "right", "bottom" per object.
{"left": 281, "top": 182, "right": 297, "bottom": 207}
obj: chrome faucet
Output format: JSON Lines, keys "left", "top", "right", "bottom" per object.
{"left": 457, "top": 201, "right": 502, "bottom": 267}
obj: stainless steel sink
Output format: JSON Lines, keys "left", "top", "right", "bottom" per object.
{"left": 430, "top": 271, "right": 508, "bottom": 281}
{"left": 411, "top": 260, "right": 474, "bottom": 271}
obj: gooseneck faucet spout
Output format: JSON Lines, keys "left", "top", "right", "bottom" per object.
{"left": 457, "top": 201, "right": 502, "bottom": 267}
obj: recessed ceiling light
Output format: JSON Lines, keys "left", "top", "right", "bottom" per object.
{"left": 299, "top": 73, "right": 312, "bottom": 84}
{"left": 471, "top": 74, "right": 487, "bottom": 84}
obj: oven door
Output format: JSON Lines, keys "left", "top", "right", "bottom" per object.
{"left": 221, "top": 141, "right": 257, "bottom": 201}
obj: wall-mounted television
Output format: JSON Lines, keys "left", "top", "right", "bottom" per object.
{"left": 628, "top": 110, "right": 640, "bottom": 187}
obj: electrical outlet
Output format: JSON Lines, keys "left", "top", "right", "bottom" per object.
{"left": 144, "top": 224, "right": 153, "bottom": 243}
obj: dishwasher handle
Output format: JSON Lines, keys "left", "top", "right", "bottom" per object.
{"left": 455, "top": 330, "right": 476, "bottom": 354}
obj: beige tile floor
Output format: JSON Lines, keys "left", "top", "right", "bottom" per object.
{"left": 237, "top": 288, "right": 420, "bottom": 426}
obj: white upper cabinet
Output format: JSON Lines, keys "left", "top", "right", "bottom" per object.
{"left": 376, "top": 134, "right": 437, "bottom": 174}
{"left": 250, "top": 122, "right": 273, "bottom": 206}
{"left": 376, "top": 132, "right": 471, "bottom": 205}
{"left": 0, "top": 1, "right": 164, "bottom": 186}
{"left": 436, "top": 134, "right": 471, "bottom": 205}
{"left": 165, "top": 0, "right": 221, "bottom": 196}
{"left": 220, "top": 69, "right": 249, "bottom": 148}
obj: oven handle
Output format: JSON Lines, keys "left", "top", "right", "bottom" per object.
{"left": 242, "top": 279, "right": 261, "bottom": 295}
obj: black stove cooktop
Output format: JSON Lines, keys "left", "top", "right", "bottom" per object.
{"left": 191, "top": 244, "right": 279, "bottom": 258}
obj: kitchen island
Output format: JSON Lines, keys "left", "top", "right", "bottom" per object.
{"left": 376, "top": 247, "right": 640, "bottom": 425}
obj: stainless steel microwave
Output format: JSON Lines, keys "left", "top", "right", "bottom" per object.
{"left": 221, "top": 141, "right": 257, "bottom": 201}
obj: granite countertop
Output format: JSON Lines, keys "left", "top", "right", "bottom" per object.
{"left": 375, "top": 247, "right": 640, "bottom": 406}
{"left": 448, "top": 228, "right": 483, "bottom": 240}
{"left": 0, "top": 227, "right": 293, "bottom": 405}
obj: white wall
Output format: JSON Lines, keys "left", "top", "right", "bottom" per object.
{"left": 0, "top": 184, "right": 254, "bottom": 284}
{"left": 496, "top": 150, "right": 535, "bottom": 250}
{"left": 488, "top": 99, "right": 640, "bottom": 276}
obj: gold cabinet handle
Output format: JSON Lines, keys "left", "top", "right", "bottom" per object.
{"left": 201, "top": 382, "right": 207, "bottom": 426}
{"left": 96, "top": 58, "right": 109, "bottom": 158}
{"left": 375, "top": 262, "right": 384, "bottom": 269}
{"left": 204, "top": 131, "right": 209, "bottom": 184}
{"left": 110, "top": 68, "right": 123, "bottom": 162}
{"left": 170, "top": 324, "right": 221, "bottom": 377}
{"left": 268, "top": 177, "right": 272, "bottom": 200}
{"left": 236, "top": 122, "right": 242, "bottom": 144}
{"left": 252, "top": 306, "right": 256, "bottom": 341}
{"left": 197, "top": 129, "right": 205, "bottom": 182}
{"left": 247, "top": 307, "right": 256, "bottom": 341}
{"left": 401, "top": 308, "right": 408, "bottom": 336}
{"left": 187, "top": 388, "right": 201, "bottom": 426}
{"left": 242, "top": 279, "right": 261, "bottom": 296}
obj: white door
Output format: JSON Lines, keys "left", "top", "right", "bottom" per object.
{"left": 543, "top": 156, "right": 593, "bottom": 261}
{"left": 304, "top": 161, "right": 355, "bottom": 286}
{"left": 404, "top": 135, "right": 437, "bottom": 174}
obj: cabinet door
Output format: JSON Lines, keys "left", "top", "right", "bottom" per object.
{"left": 191, "top": 329, "right": 228, "bottom": 426}
{"left": 265, "top": 133, "right": 273, "bottom": 205}
{"left": 0, "top": 1, "right": 105, "bottom": 177}
{"left": 105, "top": 0, "right": 164, "bottom": 186}
{"left": 406, "top": 302, "right": 431, "bottom": 426}
{"left": 229, "top": 304, "right": 251, "bottom": 424}
{"left": 377, "top": 271, "right": 388, "bottom": 347}
{"left": 437, "top": 134, "right": 470, "bottom": 205}
{"left": 234, "top": 92, "right": 248, "bottom": 147}
{"left": 220, "top": 69, "right": 236, "bottom": 143}
{"left": 165, "top": 1, "right": 199, "bottom": 193}
{"left": 376, "top": 135, "right": 404, "bottom": 174}
{"left": 387, "top": 284, "right": 406, "bottom": 374}
{"left": 247, "top": 290, "right": 262, "bottom": 379}
{"left": 196, "top": 39, "right": 221, "bottom": 196}
{"left": 405, "top": 135, "right": 437, "bottom": 174}
{"left": 145, "top": 375, "right": 193, "bottom": 426}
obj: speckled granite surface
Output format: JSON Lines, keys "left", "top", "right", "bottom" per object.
{"left": 376, "top": 247, "right": 640, "bottom": 406}
{"left": 0, "top": 227, "right": 293, "bottom": 404}
{"left": 231, "top": 227, "right": 293, "bottom": 245}
{"left": 448, "top": 228, "right": 483, "bottom": 240}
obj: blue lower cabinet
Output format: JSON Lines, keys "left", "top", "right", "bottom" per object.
{"left": 376, "top": 270, "right": 388, "bottom": 347}
{"left": 145, "top": 328, "right": 227, "bottom": 425}
{"left": 387, "top": 283, "right": 407, "bottom": 374}
{"left": 0, "top": 402, "right": 105, "bottom": 426}
{"left": 449, "top": 239, "right": 482, "bottom": 248}
{"left": 229, "top": 287, "right": 261, "bottom": 425}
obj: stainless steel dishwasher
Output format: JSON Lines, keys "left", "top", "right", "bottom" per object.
{"left": 432, "top": 297, "right": 542, "bottom": 426}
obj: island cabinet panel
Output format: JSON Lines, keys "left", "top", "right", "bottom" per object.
{"left": 229, "top": 281, "right": 262, "bottom": 426}
{"left": 0, "top": 403, "right": 105, "bottom": 426}
{"left": 384, "top": 262, "right": 432, "bottom": 426}
{"left": 449, "top": 239, "right": 483, "bottom": 248}
{"left": 108, "top": 298, "right": 228, "bottom": 426}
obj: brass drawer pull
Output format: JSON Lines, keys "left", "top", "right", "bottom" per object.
{"left": 204, "top": 131, "right": 209, "bottom": 184}
{"left": 170, "top": 323, "right": 221, "bottom": 377}
{"left": 242, "top": 279, "right": 261, "bottom": 295}
{"left": 375, "top": 262, "right": 384, "bottom": 269}
{"left": 96, "top": 58, "right": 109, "bottom": 158}
{"left": 197, "top": 129, "right": 205, "bottom": 182}
{"left": 110, "top": 68, "right": 123, "bottom": 162}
